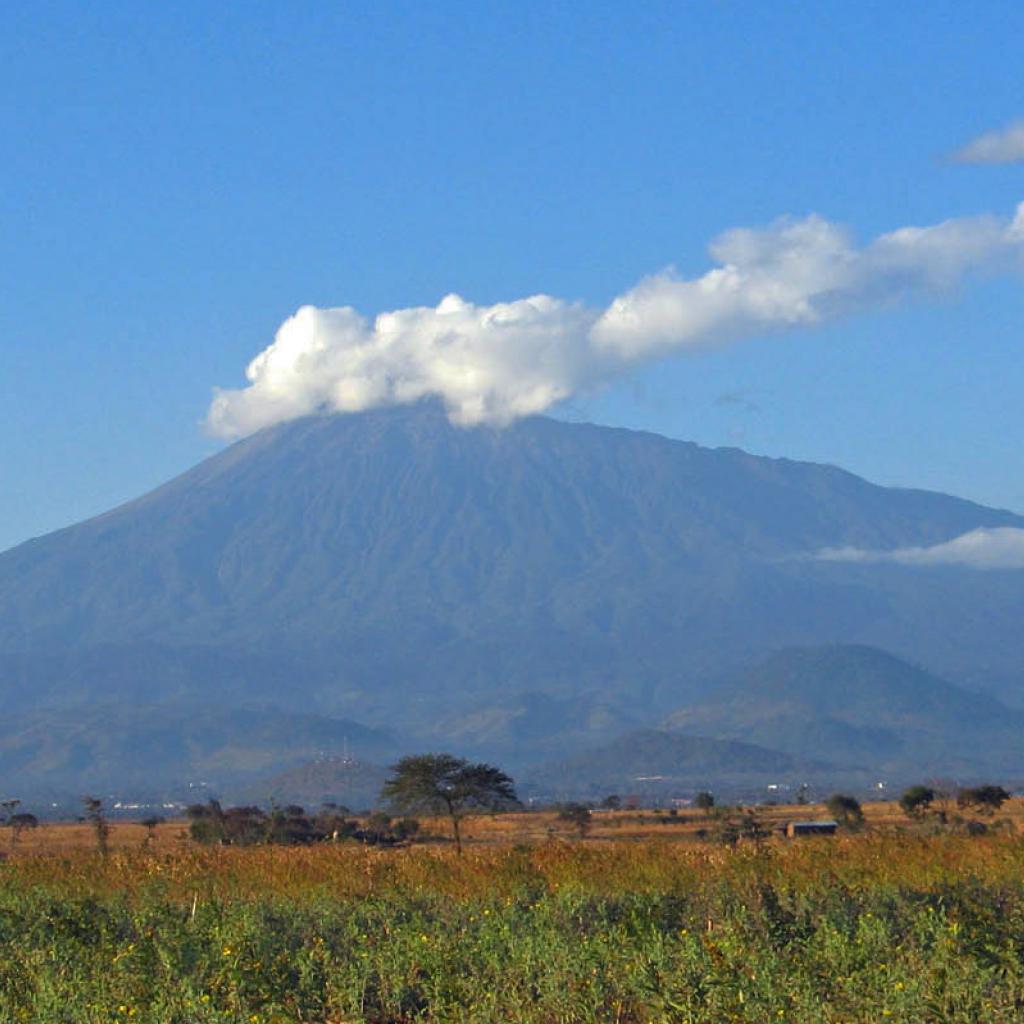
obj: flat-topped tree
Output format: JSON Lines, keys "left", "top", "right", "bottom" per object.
{"left": 957, "top": 785, "right": 1011, "bottom": 816}
{"left": 381, "top": 753, "right": 517, "bottom": 854}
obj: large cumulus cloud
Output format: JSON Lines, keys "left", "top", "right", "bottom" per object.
{"left": 208, "top": 203, "right": 1024, "bottom": 438}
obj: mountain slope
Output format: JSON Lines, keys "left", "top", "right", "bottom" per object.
{"left": 2, "top": 403, "right": 1022, "bottom": 726}
{"left": 665, "top": 645, "right": 1024, "bottom": 777}
{"left": 528, "top": 728, "right": 826, "bottom": 801}
{"left": 232, "top": 757, "right": 390, "bottom": 811}
{"left": 1, "top": 403, "right": 1023, "bottom": 797}
{"left": 0, "top": 703, "right": 399, "bottom": 796}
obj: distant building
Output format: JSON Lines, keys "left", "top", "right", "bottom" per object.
{"left": 785, "top": 819, "right": 838, "bottom": 838}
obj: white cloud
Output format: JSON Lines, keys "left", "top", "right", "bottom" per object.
{"left": 208, "top": 295, "right": 605, "bottom": 437}
{"left": 208, "top": 202, "right": 1024, "bottom": 438}
{"left": 953, "top": 121, "right": 1024, "bottom": 165}
{"left": 817, "top": 527, "right": 1024, "bottom": 570}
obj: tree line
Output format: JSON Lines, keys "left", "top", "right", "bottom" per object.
{"left": 1, "top": 759, "right": 1016, "bottom": 854}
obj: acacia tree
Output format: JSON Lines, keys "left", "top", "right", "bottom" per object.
{"left": 381, "top": 753, "right": 517, "bottom": 854}
{"left": 957, "top": 785, "right": 1011, "bottom": 816}
{"left": 8, "top": 812, "right": 39, "bottom": 847}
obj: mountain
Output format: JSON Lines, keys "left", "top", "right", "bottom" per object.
{"left": 231, "top": 757, "right": 390, "bottom": 812}
{"left": 664, "top": 645, "right": 1024, "bottom": 780}
{"left": 527, "top": 729, "right": 826, "bottom": 802}
{"left": 2, "top": 403, "right": 1023, "bottom": 794}
{"left": 416, "top": 692, "right": 640, "bottom": 770}
{"left": 0, "top": 704, "right": 398, "bottom": 797}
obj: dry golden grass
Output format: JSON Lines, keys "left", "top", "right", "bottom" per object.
{"left": 6, "top": 796, "right": 1022, "bottom": 858}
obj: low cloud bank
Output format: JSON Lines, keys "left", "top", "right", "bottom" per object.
{"left": 208, "top": 202, "right": 1024, "bottom": 438}
{"left": 817, "top": 527, "right": 1024, "bottom": 571}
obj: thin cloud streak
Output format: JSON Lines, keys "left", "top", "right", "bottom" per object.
{"left": 208, "top": 202, "right": 1024, "bottom": 439}
{"left": 817, "top": 527, "right": 1024, "bottom": 571}
{"left": 953, "top": 121, "right": 1024, "bottom": 165}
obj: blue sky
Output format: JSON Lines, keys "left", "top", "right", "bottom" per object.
{"left": 2, "top": 2, "right": 1023, "bottom": 552}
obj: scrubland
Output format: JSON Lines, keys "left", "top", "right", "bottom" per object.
{"left": 2, "top": 806, "right": 1024, "bottom": 1022}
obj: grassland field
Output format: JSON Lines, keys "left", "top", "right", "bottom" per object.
{"left": 2, "top": 801, "right": 1024, "bottom": 1022}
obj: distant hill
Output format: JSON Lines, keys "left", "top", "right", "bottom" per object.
{"left": 232, "top": 757, "right": 390, "bottom": 812}
{"left": 418, "top": 692, "right": 639, "bottom": 769}
{"left": 528, "top": 729, "right": 826, "bottom": 802}
{"left": 1, "top": 404, "right": 1024, "bottom": 796}
{"left": 665, "top": 645, "right": 1024, "bottom": 779}
{"left": 0, "top": 704, "right": 398, "bottom": 797}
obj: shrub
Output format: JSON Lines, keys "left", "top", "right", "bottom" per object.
{"left": 900, "top": 785, "right": 936, "bottom": 820}
{"left": 557, "top": 803, "right": 593, "bottom": 838}
{"left": 825, "top": 793, "right": 864, "bottom": 829}
{"left": 957, "top": 785, "right": 1011, "bottom": 816}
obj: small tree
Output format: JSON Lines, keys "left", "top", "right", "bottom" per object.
{"left": 222, "top": 806, "right": 269, "bottom": 845}
{"left": 1, "top": 799, "right": 21, "bottom": 849}
{"left": 82, "top": 796, "right": 109, "bottom": 855}
{"left": 899, "top": 785, "right": 935, "bottom": 820}
{"left": 600, "top": 794, "right": 622, "bottom": 811}
{"left": 381, "top": 753, "right": 517, "bottom": 854}
{"left": 557, "top": 802, "right": 593, "bottom": 838}
{"left": 7, "top": 812, "right": 38, "bottom": 848}
{"left": 266, "top": 804, "right": 318, "bottom": 845}
{"left": 186, "top": 800, "right": 225, "bottom": 845}
{"left": 795, "top": 784, "right": 810, "bottom": 806}
{"left": 694, "top": 791, "right": 715, "bottom": 813}
{"left": 825, "top": 793, "right": 864, "bottom": 830}
{"left": 957, "top": 785, "right": 1011, "bottom": 816}
{"left": 140, "top": 815, "right": 165, "bottom": 847}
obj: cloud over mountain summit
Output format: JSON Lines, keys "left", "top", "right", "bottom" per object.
{"left": 208, "top": 203, "right": 1024, "bottom": 439}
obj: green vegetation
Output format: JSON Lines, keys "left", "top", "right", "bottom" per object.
{"left": 1, "top": 835, "right": 1024, "bottom": 1021}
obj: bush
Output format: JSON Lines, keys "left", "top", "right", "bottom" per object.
{"left": 392, "top": 817, "right": 421, "bottom": 841}
{"left": 557, "top": 803, "right": 593, "bottom": 838}
{"left": 825, "top": 793, "right": 864, "bottom": 829}
{"left": 900, "top": 785, "right": 936, "bottom": 820}
{"left": 957, "top": 785, "right": 1011, "bottom": 815}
